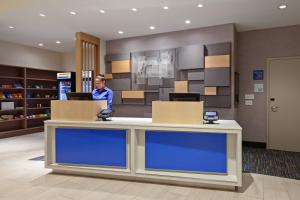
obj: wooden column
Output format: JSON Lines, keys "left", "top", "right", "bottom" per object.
{"left": 75, "top": 32, "right": 100, "bottom": 92}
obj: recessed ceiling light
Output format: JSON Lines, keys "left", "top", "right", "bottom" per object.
{"left": 56, "top": 41, "right": 61, "bottom": 44}
{"left": 197, "top": 4, "right": 204, "bottom": 8}
{"left": 131, "top": 8, "right": 137, "bottom": 12}
{"left": 38, "top": 43, "right": 44, "bottom": 47}
{"left": 149, "top": 26, "right": 156, "bottom": 30}
{"left": 185, "top": 20, "right": 191, "bottom": 24}
{"left": 99, "top": 9, "right": 106, "bottom": 14}
{"left": 118, "top": 31, "right": 124, "bottom": 35}
{"left": 279, "top": 4, "right": 288, "bottom": 9}
{"left": 163, "top": 6, "right": 169, "bottom": 10}
{"left": 8, "top": 26, "right": 14, "bottom": 29}
{"left": 70, "top": 11, "right": 76, "bottom": 15}
{"left": 39, "top": 13, "right": 46, "bottom": 17}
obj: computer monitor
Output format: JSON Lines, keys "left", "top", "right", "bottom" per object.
{"left": 169, "top": 93, "right": 201, "bottom": 101}
{"left": 67, "top": 92, "right": 93, "bottom": 100}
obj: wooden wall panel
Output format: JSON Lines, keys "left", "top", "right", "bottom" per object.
{"left": 188, "top": 71, "right": 205, "bottom": 81}
{"left": 205, "top": 96, "right": 231, "bottom": 108}
{"left": 189, "top": 82, "right": 204, "bottom": 94}
{"left": 205, "top": 55, "right": 230, "bottom": 68}
{"left": 205, "top": 87, "right": 217, "bottom": 95}
{"left": 174, "top": 81, "right": 188, "bottom": 93}
{"left": 205, "top": 43, "right": 231, "bottom": 56}
{"left": 159, "top": 88, "right": 174, "bottom": 101}
{"left": 112, "top": 60, "right": 131, "bottom": 73}
{"left": 204, "top": 68, "right": 230, "bottom": 87}
{"left": 104, "top": 73, "right": 113, "bottom": 80}
{"left": 112, "top": 91, "right": 122, "bottom": 104}
{"left": 122, "top": 91, "right": 145, "bottom": 99}
{"left": 177, "top": 44, "right": 204, "bottom": 70}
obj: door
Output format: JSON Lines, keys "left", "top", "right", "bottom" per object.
{"left": 268, "top": 57, "right": 300, "bottom": 152}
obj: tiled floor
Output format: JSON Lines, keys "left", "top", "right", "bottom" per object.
{"left": 0, "top": 133, "right": 299, "bottom": 200}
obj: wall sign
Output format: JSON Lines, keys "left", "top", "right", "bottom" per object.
{"left": 254, "top": 83, "right": 264, "bottom": 93}
{"left": 253, "top": 70, "right": 264, "bottom": 80}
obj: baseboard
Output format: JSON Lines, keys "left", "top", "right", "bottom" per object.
{"left": 242, "top": 141, "right": 266, "bottom": 148}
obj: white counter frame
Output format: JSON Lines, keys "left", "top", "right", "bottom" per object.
{"left": 44, "top": 117, "right": 242, "bottom": 190}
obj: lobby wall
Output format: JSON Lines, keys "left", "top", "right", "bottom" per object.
{"left": 0, "top": 40, "right": 65, "bottom": 71}
{"left": 106, "top": 23, "right": 237, "bottom": 119}
{"left": 237, "top": 24, "right": 300, "bottom": 142}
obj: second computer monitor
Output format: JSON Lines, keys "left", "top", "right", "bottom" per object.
{"left": 169, "top": 93, "right": 201, "bottom": 102}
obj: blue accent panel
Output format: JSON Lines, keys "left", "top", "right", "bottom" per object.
{"left": 55, "top": 128, "right": 127, "bottom": 167}
{"left": 145, "top": 131, "right": 227, "bottom": 173}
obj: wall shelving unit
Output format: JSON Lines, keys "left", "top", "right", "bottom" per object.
{"left": 0, "top": 64, "right": 60, "bottom": 138}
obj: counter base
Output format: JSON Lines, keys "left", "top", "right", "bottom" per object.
{"left": 45, "top": 118, "right": 242, "bottom": 190}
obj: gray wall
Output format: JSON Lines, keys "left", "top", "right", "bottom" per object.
{"left": 237, "top": 25, "right": 300, "bottom": 143}
{"left": 61, "top": 51, "right": 75, "bottom": 71}
{"left": 106, "top": 23, "right": 236, "bottom": 119}
{"left": 0, "top": 40, "right": 65, "bottom": 71}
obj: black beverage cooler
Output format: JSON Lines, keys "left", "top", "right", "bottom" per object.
{"left": 57, "top": 72, "right": 76, "bottom": 100}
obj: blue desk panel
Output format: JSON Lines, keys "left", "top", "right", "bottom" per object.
{"left": 145, "top": 131, "right": 227, "bottom": 173}
{"left": 56, "top": 128, "right": 127, "bottom": 167}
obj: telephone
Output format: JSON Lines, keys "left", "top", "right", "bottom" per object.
{"left": 97, "top": 109, "right": 112, "bottom": 121}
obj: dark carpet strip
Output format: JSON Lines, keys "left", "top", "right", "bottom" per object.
{"left": 242, "top": 147, "right": 300, "bottom": 180}
{"left": 29, "top": 147, "right": 300, "bottom": 180}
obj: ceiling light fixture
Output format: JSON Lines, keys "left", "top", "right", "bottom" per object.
{"left": 185, "top": 20, "right": 191, "bottom": 24}
{"left": 39, "top": 13, "right": 46, "bottom": 17}
{"left": 99, "top": 9, "right": 106, "bottom": 14}
{"left": 8, "top": 26, "right": 14, "bottom": 29}
{"left": 149, "top": 26, "right": 156, "bottom": 30}
{"left": 70, "top": 11, "right": 77, "bottom": 15}
{"left": 163, "top": 6, "right": 169, "bottom": 10}
{"left": 38, "top": 43, "right": 44, "bottom": 47}
{"left": 118, "top": 31, "right": 124, "bottom": 35}
{"left": 56, "top": 41, "right": 61, "bottom": 44}
{"left": 131, "top": 8, "right": 137, "bottom": 12}
{"left": 278, "top": 4, "right": 288, "bottom": 9}
{"left": 197, "top": 4, "right": 204, "bottom": 8}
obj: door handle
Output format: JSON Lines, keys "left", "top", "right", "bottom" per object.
{"left": 271, "top": 106, "right": 279, "bottom": 112}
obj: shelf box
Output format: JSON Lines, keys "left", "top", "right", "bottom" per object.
{"left": 121, "top": 91, "right": 145, "bottom": 99}
{"left": 205, "top": 87, "right": 217, "bottom": 95}
{"left": 205, "top": 55, "right": 230, "bottom": 68}
{"left": 112, "top": 60, "right": 131, "bottom": 73}
{"left": 174, "top": 81, "right": 188, "bottom": 93}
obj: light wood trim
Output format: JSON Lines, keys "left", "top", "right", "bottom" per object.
{"left": 122, "top": 91, "right": 145, "bottom": 99}
{"left": 152, "top": 101, "right": 203, "bottom": 125}
{"left": 76, "top": 32, "right": 100, "bottom": 92}
{"left": 76, "top": 35, "right": 82, "bottom": 92}
{"left": 51, "top": 100, "right": 107, "bottom": 121}
{"left": 76, "top": 32, "right": 100, "bottom": 44}
{"left": 104, "top": 73, "right": 113, "bottom": 80}
{"left": 112, "top": 60, "right": 131, "bottom": 73}
{"left": 205, "top": 55, "right": 230, "bottom": 68}
{"left": 174, "top": 81, "right": 188, "bottom": 93}
{"left": 205, "top": 87, "right": 217, "bottom": 95}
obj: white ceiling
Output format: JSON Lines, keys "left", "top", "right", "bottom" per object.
{"left": 0, "top": 0, "right": 299, "bottom": 52}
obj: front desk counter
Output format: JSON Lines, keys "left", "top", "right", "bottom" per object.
{"left": 44, "top": 117, "right": 242, "bottom": 190}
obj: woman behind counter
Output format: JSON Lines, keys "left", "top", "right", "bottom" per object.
{"left": 92, "top": 74, "right": 113, "bottom": 111}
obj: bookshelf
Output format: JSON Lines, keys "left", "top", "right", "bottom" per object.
{"left": 0, "top": 64, "right": 61, "bottom": 138}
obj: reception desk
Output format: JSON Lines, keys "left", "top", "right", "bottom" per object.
{"left": 44, "top": 117, "right": 242, "bottom": 189}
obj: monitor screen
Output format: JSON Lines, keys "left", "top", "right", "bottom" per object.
{"left": 169, "top": 93, "right": 200, "bottom": 102}
{"left": 204, "top": 111, "right": 218, "bottom": 117}
{"left": 67, "top": 92, "right": 93, "bottom": 100}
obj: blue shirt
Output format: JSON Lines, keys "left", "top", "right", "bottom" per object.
{"left": 92, "top": 87, "right": 113, "bottom": 110}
